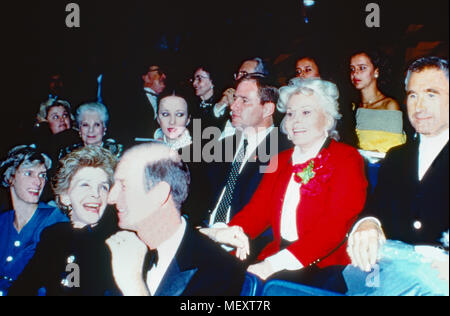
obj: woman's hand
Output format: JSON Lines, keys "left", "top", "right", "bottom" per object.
{"left": 247, "top": 261, "right": 275, "bottom": 281}
{"left": 106, "top": 231, "right": 150, "bottom": 296}
{"left": 199, "top": 226, "right": 250, "bottom": 261}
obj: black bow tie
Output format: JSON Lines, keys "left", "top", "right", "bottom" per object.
{"left": 142, "top": 248, "right": 159, "bottom": 274}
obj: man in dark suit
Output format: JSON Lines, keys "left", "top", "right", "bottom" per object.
{"left": 105, "top": 64, "right": 167, "bottom": 148}
{"left": 347, "top": 56, "right": 449, "bottom": 279}
{"left": 106, "top": 143, "right": 245, "bottom": 296}
{"left": 184, "top": 74, "right": 291, "bottom": 261}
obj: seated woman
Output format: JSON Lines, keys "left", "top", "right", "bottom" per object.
{"left": 190, "top": 64, "right": 226, "bottom": 130}
{"left": 349, "top": 49, "right": 407, "bottom": 192}
{"left": 8, "top": 146, "right": 119, "bottom": 296}
{"left": 59, "top": 102, "right": 123, "bottom": 159}
{"left": 0, "top": 145, "right": 68, "bottom": 295}
{"left": 295, "top": 56, "right": 321, "bottom": 79}
{"left": 153, "top": 93, "right": 192, "bottom": 151}
{"left": 349, "top": 49, "right": 406, "bottom": 156}
{"left": 200, "top": 78, "right": 368, "bottom": 290}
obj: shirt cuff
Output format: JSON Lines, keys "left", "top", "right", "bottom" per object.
{"left": 265, "top": 249, "right": 303, "bottom": 274}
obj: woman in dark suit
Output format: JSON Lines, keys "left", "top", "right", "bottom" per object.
{"left": 8, "top": 146, "right": 119, "bottom": 296}
{"left": 201, "top": 78, "right": 368, "bottom": 283}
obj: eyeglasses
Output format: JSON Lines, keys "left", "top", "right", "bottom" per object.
{"left": 189, "top": 74, "right": 210, "bottom": 83}
{"left": 233, "top": 71, "right": 249, "bottom": 80}
{"left": 233, "top": 71, "right": 267, "bottom": 80}
{"left": 147, "top": 67, "right": 164, "bottom": 76}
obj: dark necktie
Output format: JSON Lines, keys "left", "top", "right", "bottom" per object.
{"left": 214, "top": 139, "right": 248, "bottom": 223}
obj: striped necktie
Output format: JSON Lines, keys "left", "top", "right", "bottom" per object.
{"left": 214, "top": 139, "right": 248, "bottom": 223}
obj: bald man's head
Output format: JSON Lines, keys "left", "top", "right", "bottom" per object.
{"left": 116, "top": 143, "right": 190, "bottom": 211}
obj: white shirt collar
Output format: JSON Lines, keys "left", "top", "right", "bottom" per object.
{"left": 144, "top": 87, "right": 157, "bottom": 95}
{"left": 418, "top": 129, "right": 449, "bottom": 180}
{"left": 292, "top": 136, "right": 328, "bottom": 165}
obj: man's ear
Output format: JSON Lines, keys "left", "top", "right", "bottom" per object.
{"left": 263, "top": 102, "right": 276, "bottom": 119}
{"left": 150, "top": 181, "right": 172, "bottom": 207}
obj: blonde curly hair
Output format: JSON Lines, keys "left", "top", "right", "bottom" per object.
{"left": 51, "top": 145, "right": 118, "bottom": 212}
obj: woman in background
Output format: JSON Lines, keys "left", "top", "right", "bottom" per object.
{"left": 59, "top": 102, "right": 123, "bottom": 159}
{"left": 154, "top": 94, "right": 192, "bottom": 151}
{"left": 349, "top": 49, "right": 406, "bottom": 192}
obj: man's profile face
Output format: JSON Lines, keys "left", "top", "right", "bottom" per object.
{"left": 142, "top": 65, "right": 166, "bottom": 94}
{"left": 406, "top": 67, "right": 449, "bottom": 137}
{"left": 230, "top": 80, "right": 266, "bottom": 131}
{"left": 108, "top": 153, "right": 153, "bottom": 230}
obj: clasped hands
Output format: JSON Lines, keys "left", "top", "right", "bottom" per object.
{"left": 199, "top": 226, "right": 274, "bottom": 280}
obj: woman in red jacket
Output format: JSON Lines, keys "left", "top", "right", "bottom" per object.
{"left": 201, "top": 78, "right": 367, "bottom": 282}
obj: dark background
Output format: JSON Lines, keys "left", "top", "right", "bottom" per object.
{"left": 1, "top": 0, "right": 448, "bottom": 155}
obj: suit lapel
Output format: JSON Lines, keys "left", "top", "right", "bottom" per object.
{"left": 154, "top": 260, "right": 198, "bottom": 296}
{"left": 154, "top": 226, "right": 198, "bottom": 296}
{"left": 421, "top": 142, "right": 449, "bottom": 184}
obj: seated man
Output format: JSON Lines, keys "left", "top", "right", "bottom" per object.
{"left": 106, "top": 143, "right": 246, "bottom": 296}
{"left": 345, "top": 56, "right": 449, "bottom": 296}
{"left": 0, "top": 145, "right": 69, "bottom": 296}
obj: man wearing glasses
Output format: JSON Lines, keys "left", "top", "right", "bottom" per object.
{"left": 215, "top": 58, "right": 269, "bottom": 140}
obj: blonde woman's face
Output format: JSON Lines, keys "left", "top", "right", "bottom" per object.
{"left": 47, "top": 106, "right": 71, "bottom": 135}
{"left": 284, "top": 93, "right": 329, "bottom": 150}
{"left": 60, "top": 167, "right": 110, "bottom": 228}
{"left": 79, "top": 111, "right": 106, "bottom": 146}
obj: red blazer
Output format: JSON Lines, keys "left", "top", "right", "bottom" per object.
{"left": 229, "top": 140, "right": 367, "bottom": 268}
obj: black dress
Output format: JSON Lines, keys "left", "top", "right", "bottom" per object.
{"left": 8, "top": 208, "right": 120, "bottom": 296}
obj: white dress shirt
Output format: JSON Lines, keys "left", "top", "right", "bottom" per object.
{"left": 418, "top": 129, "right": 449, "bottom": 181}
{"left": 265, "top": 136, "right": 328, "bottom": 273}
{"left": 145, "top": 217, "right": 187, "bottom": 296}
{"left": 144, "top": 87, "right": 158, "bottom": 119}
{"left": 209, "top": 126, "right": 274, "bottom": 226}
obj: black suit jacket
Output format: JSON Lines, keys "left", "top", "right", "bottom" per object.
{"left": 363, "top": 137, "right": 449, "bottom": 245}
{"left": 154, "top": 224, "right": 246, "bottom": 296}
{"left": 104, "top": 79, "right": 159, "bottom": 148}
{"left": 8, "top": 208, "right": 119, "bottom": 296}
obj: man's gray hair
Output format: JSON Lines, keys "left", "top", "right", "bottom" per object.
{"left": 405, "top": 56, "right": 449, "bottom": 89}
{"left": 277, "top": 78, "right": 342, "bottom": 140}
{"left": 76, "top": 102, "right": 110, "bottom": 128}
{"left": 251, "top": 57, "right": 269, "bottom": 76}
